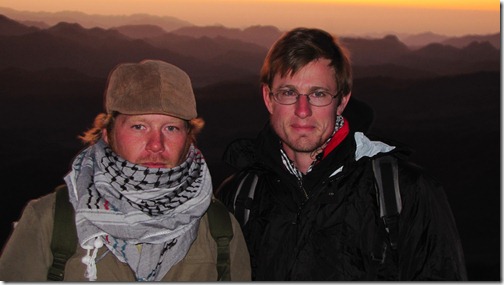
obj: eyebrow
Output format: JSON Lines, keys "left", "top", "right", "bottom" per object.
{"left": 277, "top": 84, "right": 331, "bottom": 92}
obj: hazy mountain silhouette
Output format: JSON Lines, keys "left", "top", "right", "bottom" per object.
{"left": 0, "top": 10, "right": 500, "bottom": 281}
{"left": 0, "top": 14, "right": 39, "bottom": 35}
{"left": 441, "top": 33, "right": 500, "bottom": 49}
{"left": 398, "top": 32, "right": 500, "bottom": 50}
{"left": 340, "top": 34, "right": 499, "bottom": 77}
{"left": 0, "top": 16, "right": 258, "bottom": 86}
{"left": 400, "top": 32, "right": 451, "bottom": 49}
{"left": 143, "top": 32, "right": 267, "bottom": 75}
{"left": 170, "top": 25, "right": 282, "bottom": 48}
{"left": 112, "top": 24, "right": 168, "bottom": 39}
{"left": 19, "top": 20, "right": 50, "bottom": 29}
{"left": 1, "top": 6, "right": 500, "bottom": 50}
{"left": 46, "top": 22, "right": 130, "bottom": 46}
{"left": 1, "top": 14, "right": 498, "bottom": 87}
{"left": 0, "top": 22, "right": 175, "bottom": 77}
{"left": 0, "top": 6, "right": 192, "bottom": 31}
{"left": 395, "top": 41, "right": 500, "bottom": 76}
{"left": 341, "top": 35, "right": 411, "bottom": 65}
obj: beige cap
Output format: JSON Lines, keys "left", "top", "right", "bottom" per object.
{"left": 104, "top": 59, "right": 197, "bottom": 120}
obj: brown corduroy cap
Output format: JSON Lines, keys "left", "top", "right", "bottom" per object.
{"left": 105, "top": 59, "right": 197, "bottom": 120}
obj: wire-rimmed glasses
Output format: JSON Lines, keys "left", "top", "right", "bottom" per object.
{"left": 269, "top": 89, "right": 339, "bottom": 107}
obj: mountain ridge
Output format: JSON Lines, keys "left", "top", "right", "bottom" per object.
{"left": 0, "top": 7, "right": 499, "bottom": 49}
{"left": 0, "top": 7, "right": 192, "bottom": 31}
{"left": 0, "top": 14, "right": 499, "bottom": 88}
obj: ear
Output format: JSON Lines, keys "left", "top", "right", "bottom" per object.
{"left": 102, "top": 128, "right": 109, "bottom": 144}
{"left": 262, "top": 84, "right": 274, "bottom": 114}
{"left": 336, "top": 92, "right": 351, "bottom": 115}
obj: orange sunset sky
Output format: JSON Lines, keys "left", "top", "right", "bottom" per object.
{"left": 0, "top": 0, "right": 500, "bottom": 36}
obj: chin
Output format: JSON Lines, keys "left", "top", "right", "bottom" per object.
{"left": 286, "top": 140, "right": 320, "bottom": 153}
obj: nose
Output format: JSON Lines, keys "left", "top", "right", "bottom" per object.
{"left": 294, "top": 94, "right": 312, "bottom": 118}
{"left": 146, "top": 130, "right": 165, "bottom": 153}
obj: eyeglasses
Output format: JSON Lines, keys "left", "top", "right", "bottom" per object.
{"left": 270, "top": 89, "right": 339, "bottom": 107}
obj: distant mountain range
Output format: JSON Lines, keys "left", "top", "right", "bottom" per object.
{"left": 0, "top": 12, "right": 499, "bottom": 88}
{"left": 0, "top": 7, "right": 191, "bottom": 31}
{"left": 0, "top": 6, "right": 500, "bottom": 49}
{"left": 400, "top": 31, "right": 500, "bottom": 49}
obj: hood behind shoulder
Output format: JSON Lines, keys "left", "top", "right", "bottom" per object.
{"left": 343, "top": 96, "right": 375, "bottom": 133}
{"left": 222, "top": 122, "right": 281, "bottom": 170}
{"left": 221, "top": 137, "right": 258, "bottom": 170}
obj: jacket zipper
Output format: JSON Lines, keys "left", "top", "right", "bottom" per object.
{"left": 288, "top": 168, "right": 346, "bottom": 279}
{"left": 297, "top": 178, "right": 309, "bottom": 201}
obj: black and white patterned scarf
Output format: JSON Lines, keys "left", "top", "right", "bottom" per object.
{"left": 64, "top": 139, "right": 212, "bottom": 281}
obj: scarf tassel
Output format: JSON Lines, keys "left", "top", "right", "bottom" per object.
{"left": 81, "top": 237, "right": 104, "bottom": 281}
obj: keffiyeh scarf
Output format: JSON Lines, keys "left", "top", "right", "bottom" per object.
{"left": 64, "top": 139, "right": 212, "bottom": 281}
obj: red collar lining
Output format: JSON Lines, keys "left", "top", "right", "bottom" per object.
{"left": 322, "top": 119, "right": 350, "bottom": 160}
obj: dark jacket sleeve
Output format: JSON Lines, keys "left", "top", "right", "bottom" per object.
{"left": 396, "top": 164, "right": 467, "bottom": 280}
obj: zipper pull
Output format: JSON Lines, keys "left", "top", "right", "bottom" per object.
{"left": 297, "top": 179, "right": 309, "bottom": 200}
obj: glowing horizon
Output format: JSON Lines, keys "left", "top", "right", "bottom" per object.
{"left": 268, "top": 0, "right": 497, "bottom": 11}
{"left": 200, "top": 0, "right": 500, "bottom": 10}
{"left": 0, "top": 0, "right": 499, "bottom": 36}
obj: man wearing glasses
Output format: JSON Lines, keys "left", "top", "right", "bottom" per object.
{"left": 217, "top": 28, "right": 467, "bottom": 281}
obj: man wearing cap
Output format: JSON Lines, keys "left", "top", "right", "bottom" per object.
{"left": 0, "top": 60, "right": 251, "bottom": 281}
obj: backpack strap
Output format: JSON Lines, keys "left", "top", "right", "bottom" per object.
{"left": 207, "top": 198, "right": 234, "bottom": 281}
{"left": 369, "top": 156, "right": 401, "bottom": 264}
{"left": 367, "top": 156, "right": 402, "bottom": 279}
{"left": 372, "top": 155, "right": 401, "bottom": 250}
{"left": 232, "top": 172, "right": 259, "bottom": 226}
{"left": 47, "top": 185, "right": 77, "bottom": 281}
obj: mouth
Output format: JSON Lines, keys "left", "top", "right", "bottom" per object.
{"left": 141, "top": 162, "right": 168, "bottom": 168}
{"left": 291, "top": 123, "right": 315, "bottom": 133}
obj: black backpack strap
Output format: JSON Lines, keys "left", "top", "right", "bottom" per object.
{"left": 47, "top": 185, "right": 78, "bottom": 281}
{"left": 207, "top": 198, "right": 234, "bottom": 281}
{"left": 232, "top": 172, "right": 259, "bottom": 226}
{"left": 372, "top": 156, "right": 401, "bottom": 250}
{"left": 368, "top": 155, "right": 402, "bottom": 279}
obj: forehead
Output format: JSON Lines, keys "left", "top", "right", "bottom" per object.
{"left": 272, "top": 59, "right": 336, "bottom": 89}
{"left": 115, "top": 113, "right": 186, "bottom": 125}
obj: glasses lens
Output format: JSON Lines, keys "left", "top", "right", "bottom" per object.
{"left": 274, "top": 90, "right": 298, "bottom": 105}
{"left": 309, "top": 91, "right": 333, "bottom": 106}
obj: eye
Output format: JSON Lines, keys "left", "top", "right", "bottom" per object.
{"left": 279, "top": 89, "right": 297, "bottom": 97}
{"left": 311, "top": 91, "right": 329, "bottom": 98}
{"left": 131, "top": 124, "right": 145, "bottom": 130}
{"left": 166, "top": 126, "right": 180, "bottom": 132}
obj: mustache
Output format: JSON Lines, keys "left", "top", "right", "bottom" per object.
{"left": 135, "top": 155, "right": 171, "bottom": 165}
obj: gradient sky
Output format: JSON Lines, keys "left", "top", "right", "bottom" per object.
{"left": 0, "top": 0, "right": 500, "bottom": 36}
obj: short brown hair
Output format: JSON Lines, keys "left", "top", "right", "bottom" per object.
{"left": 260, "top": 27, "right": 352, "bottom": 97}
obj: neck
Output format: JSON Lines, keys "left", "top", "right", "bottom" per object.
{"left": 283, "top": 148, "right": 314, "bottom": 174}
